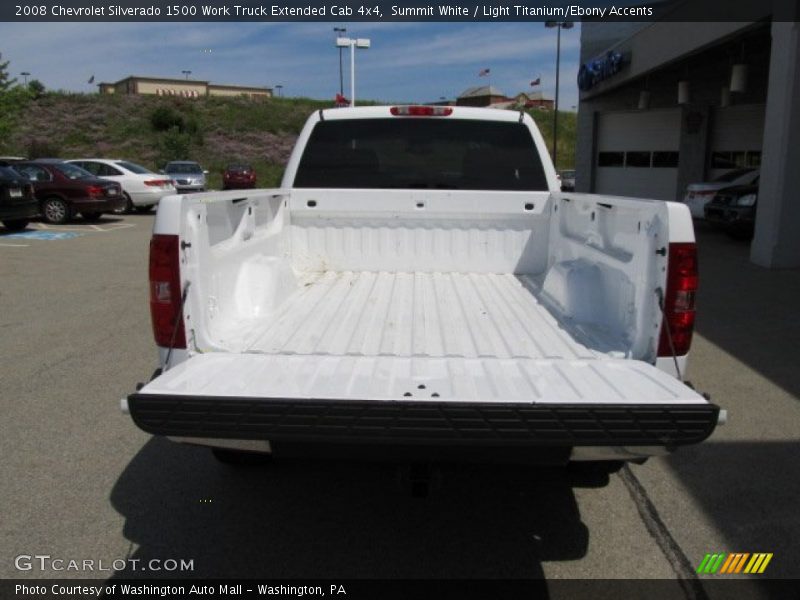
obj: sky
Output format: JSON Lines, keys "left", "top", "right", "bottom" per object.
{"left": 0, "top": 22, "right": 581, "bottom": 108}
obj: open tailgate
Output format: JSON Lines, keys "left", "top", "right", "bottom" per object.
{"left": 129, "top": 354, "right": 718, "bottom": 447}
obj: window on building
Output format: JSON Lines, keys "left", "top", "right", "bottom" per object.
{"left": 598, "top": 152, "right": 624, "bottom": 167}
{"left": 652, "top": 151, "right": 679, "bottom": 168}
{"left": 625, "top": 151, "right": 652, "bottom": 167}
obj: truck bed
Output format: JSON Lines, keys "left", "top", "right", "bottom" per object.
{"left": 240, "top": 270, "right": 622, "bottom": 360}
{"left": 141, "top": 270, "right": 700, "bottom": 407}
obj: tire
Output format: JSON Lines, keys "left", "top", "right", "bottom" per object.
{"left": 41, "top": 197, "right": 70, "bottom": 225}
{"left": 134, "top": 205, "right": 153, "bottom": 213}
{"left": 114, "top": 193, "right": 134, "bottom": 215}
{"left": 2, "top": 219, "right": 29, "bottom": 232}
{"left": 81, "top": 212, "right": 103, "bottom": 222}
{"left": 211, "top": 447, "right": 273, "bottom": 466}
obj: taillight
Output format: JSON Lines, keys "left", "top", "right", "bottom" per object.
{"left": 144, "top": 179, "right": 172, "bottom": 187}
{"left": 390, "top": 105, "right": 453, "bottom": 117}
{"left": 86, "top": 185, "right": 104, "bottom": 197}
{"left": 658, "top": 242, "right": 698, "bottom": 357}
{"left": 149, "top": 234, "right": 186, "bottom": 348}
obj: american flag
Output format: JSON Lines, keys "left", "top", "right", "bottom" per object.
{"left": 478, "top": 68, "right": 490, "bottom": 77}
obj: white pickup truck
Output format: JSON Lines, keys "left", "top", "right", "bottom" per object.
{"left": 125, "top": 105, "right": 720, "bottom": 466}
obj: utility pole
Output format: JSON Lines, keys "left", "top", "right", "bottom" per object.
{"left": 545, "top": 21, "right": 574, "bottom": 168}
{"left": 334, "top": 26, "right": 346, "bottom": 96}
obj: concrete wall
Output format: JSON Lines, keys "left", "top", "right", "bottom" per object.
{"left": 136, "top": 81, "right": 207, "bottom": 96}
{"left": 207, "top": 86, "right": 271, "bottom": 98}
{"left": 751, "top": 20, "right": 800, "bottom": 268}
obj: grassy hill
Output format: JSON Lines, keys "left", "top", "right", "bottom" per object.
{"left": 0, "top": 90, "right": 576, "bottom": 188}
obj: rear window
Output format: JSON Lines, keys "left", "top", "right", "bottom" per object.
{"left": 294, "top": 118, "right": 548, "bottom": 191}
{"left": 116, "top": 161, "right": 151, "bottom": 174}
{"left": 54, "top": 163, "right": 93, "bottom": 180}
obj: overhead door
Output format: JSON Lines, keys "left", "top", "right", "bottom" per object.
{"left": 595, "top": 109, "right": 681, "bottom": 201}
{"left": 709, "top": 104, "right": 765, "bottom": 179}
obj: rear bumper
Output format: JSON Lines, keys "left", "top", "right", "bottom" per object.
{"left": 128, "top": 394, "right": 719, "bottom": 448}
{"left": 129, "top": 188, "right": 172, "bottom": 206}
{"left": 71, "top": 195, "right": 127, "bottom": 212}
{"left": 0, "top": 201, "right": 39, "bottom": 220}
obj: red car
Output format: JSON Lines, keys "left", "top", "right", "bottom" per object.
{"left": 222, "top": 164, "right": 257, "bottom": 190}
{"left": 11, "top": 160, "right": 125, "bottom": 224}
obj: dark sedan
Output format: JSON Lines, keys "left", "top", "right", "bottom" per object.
{"left": 11, "top": 160, "right": 125, "bottom": 224}
{"left": 222, "top": 163, "right": 257, "bottom": 190}
{"left": 0, "top": 165, "right": 39, "bottom": 231}
{"left": 704, "top": 182, "right": 758, "bottom": 239}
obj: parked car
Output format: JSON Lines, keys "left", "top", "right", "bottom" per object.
{"left": 66, "top": 159, "right": 175, "bottom": 213}
{"left": 10, "top": 160, "right": 125, "bottom": 224}
{"left": 162, "top": 161, "right": 207, "bottom": 193}
{"left": 222, "top": 163, "right": 257, "bottom": 190}
{"left": 703, "top": 181, "right": 758, "bottom": 239}
{"left": 559, "top": 169, "right": 576, "bottom": 192}
{"left": 0, "top": 165, "right": 39, "bottom": 231}
{"left": 683, "top": 168, "right": 759, "bottom": 219}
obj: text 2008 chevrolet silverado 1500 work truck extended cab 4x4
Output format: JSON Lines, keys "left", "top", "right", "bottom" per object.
{"left": 124, "top": 105, "right": 721, "bottom": 466}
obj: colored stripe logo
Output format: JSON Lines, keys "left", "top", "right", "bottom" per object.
{"left": 697, "top": 553, "right": 773, "bottom": 574}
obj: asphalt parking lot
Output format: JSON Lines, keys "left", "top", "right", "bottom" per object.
{"left": 1, "top": 215, "right": 798, "bottom": 596}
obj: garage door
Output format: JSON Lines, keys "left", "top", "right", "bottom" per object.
{"left": 709, "top": 104, "right": 765, "bottom": 179}
{"left": 595, "top": 109, "right": 681, "bottom": 201}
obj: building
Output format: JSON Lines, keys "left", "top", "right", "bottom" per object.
{"left": 512, "top": 91, "right": 555, "bottom": 110}
{"left": 97, "top": 76, "right": 272, "bottom": 99}
{"left": 575, "top": 11, "right": 800, "bottom": 268}
{"left": 456, "top": 85, "right": 508, "bottom": 107}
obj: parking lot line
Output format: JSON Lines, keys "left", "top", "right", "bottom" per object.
{"left": 0, "top": 242, "right": 30, "bottom": 247}
{"left": 30, "top": 222, "right": 136, "bottom": 233}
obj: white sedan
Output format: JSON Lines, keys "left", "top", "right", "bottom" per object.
{"left": 66, "top": 159, "right": 175, "bottom": 213}
{"left": 683, "top": 168, "right": 759, "bottom": 219}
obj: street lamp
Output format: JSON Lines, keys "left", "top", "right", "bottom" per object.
{"left": 333, "top": 26, "right": 346, "bottom": 96}
{"left": 545, "top": 21, "right": 574, "bottom": 167}
{"left": 275, "top": 84, "right": 283, "bottom": 98}
{"left": 181, "top": 70, "right": 192, "bottom": 80}
{"left": 336, "top": 36, "right": 371, "bottom": 107}
{"left": 20, "top": 71, "right": 30, "bottom": 85}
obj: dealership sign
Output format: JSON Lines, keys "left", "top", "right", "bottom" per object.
{"left": 578, "top": 51, "right": 626, "bottom": 91}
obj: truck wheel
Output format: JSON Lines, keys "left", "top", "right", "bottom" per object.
{"left": 2, "top": 219, "right": 29, "bottom": 232}
{"left": 211, "top": 448, "right": 272, "bottom": 466}
{"left": 42, "top": 197, "right": 70, "bottom": 224}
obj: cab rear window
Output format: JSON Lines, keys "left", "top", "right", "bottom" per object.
{"left": 294, "top": 118, "right": 548, "bottom": 191}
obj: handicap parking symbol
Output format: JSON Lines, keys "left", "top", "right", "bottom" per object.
{"left": 4, "top": 231, "right": 84, "bottom": 241}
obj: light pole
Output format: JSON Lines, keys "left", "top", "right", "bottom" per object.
{"left": 20, "top": 71, "right": 30, "bottom": 85}
{"left": 334, "top": 26, "right": 346, "bottom": 96}
{"left": 335, "top": 36, "right": 370, "bottom": 107}
{"left": 182, "top": 70, "right": 192, "bottom": 80}
{"left": 275, "top": 84, "right": 283, "bottom": 98}
{"left": 545, "top": 21, "right": 574, "bottom": 168}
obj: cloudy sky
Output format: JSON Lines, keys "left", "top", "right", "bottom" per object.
{"left": 0, "top": 22, "right": 581, "bottom": 107}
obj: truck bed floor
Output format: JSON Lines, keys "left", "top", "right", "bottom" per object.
{"left": 241, "top": 271, "right": 622, "bottom": 360}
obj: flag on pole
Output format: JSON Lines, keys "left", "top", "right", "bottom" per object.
{"left": 88, "top": 75, "right": 95, "bottom": 84}
{"left": 478, "top": 68, "right": 490, "bottom": 77}
{"left": 530, "top": 77, "right": 541, "bottom": 86}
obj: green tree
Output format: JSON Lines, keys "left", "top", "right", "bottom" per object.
{"left": 28, "top": 79, "right": 45, "bottom": 99}
{"left": 0, "top": 53, "right": 17, "bottom": 92}
{"left": 28, "top": 79, "right": 45, "bottom": 100}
